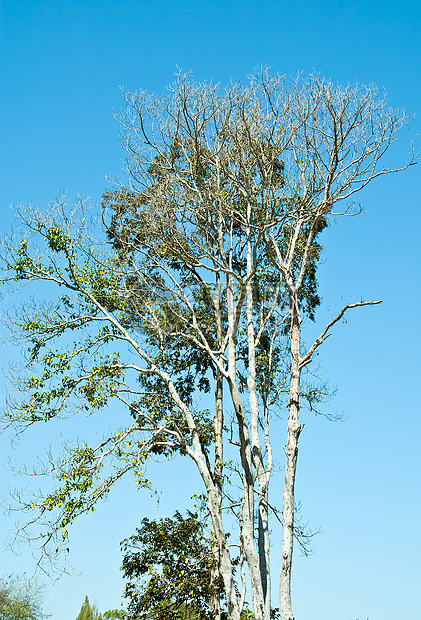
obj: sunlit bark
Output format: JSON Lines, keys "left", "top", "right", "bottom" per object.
{"left": 1, "top": 70, "right": 413, "bottom": 620}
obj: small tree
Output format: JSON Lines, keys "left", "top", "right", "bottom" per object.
{"left": 121, "top": 510, "right": 223, "bottom": 619}
{"left": 76, "top": 596, "right": 102, "bottom": 620}
{"left": 0, "top": 71, "right": 414, "bottom": 620}
{"left": 0, "top": 575, "right": 48, "bottom": 620}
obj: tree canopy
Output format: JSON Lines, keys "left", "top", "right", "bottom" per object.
{"left": 121, "top": 510, "right": 221, "bottom": 620}
{"left": 0, "top": 70, "right": 414, "bottom": 620}
{"left": 0, "top": 576, "right": 48, "bottom": 620}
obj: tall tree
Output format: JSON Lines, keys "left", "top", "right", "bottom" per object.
{"left": 75, "top": 596, "right": 102, "bottom": 620}
{"left": 0, "top": 71, "right": 414, "bottom": 620}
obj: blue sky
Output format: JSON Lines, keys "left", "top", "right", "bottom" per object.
{"left": 0, "top": 1, "right": 420, "bottom": 619}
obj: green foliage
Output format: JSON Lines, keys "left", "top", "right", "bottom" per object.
{"left": 121, "top": 511, "right": 223, "bottom": 620}
{"left": 103, "top": 611, "right": 126, "bottom": 620}
{"left": 75, "top": 596, "right": 102, "bottom": 620}
{"left": 0, "top": 575, "right": 48, "bottom": 620}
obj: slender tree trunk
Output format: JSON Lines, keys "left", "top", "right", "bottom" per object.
{"left": 230, "top": 380, "right": 265, "bottom": 620}
{"left": 210, "top": 370, "right": 224, "bottom": 620}
{"left": 210, "top": 533, "right": 221, "bottom": 620}
{"left": 280, "top": 302, "right": 303, "bottom": 620}
{"left": 245, "top": 221, "right": 272, "bottom": 620}
{"left": 206, "top": 486, "right": 240, "bottom": 620}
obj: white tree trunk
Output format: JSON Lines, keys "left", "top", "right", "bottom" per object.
{"left": 280, "top": 306, "right": 302, "bottom": 620}
{"left": 210, "top": 370, "right": 224, "bottom": 620}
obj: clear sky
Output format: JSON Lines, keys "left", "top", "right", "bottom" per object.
{"left": 0, "top": 1, "right": 420, "bottom": 619}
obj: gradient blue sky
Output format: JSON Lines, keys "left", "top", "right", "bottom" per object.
{"left": 1, "top": 1, "right": 420, "bottom": 619}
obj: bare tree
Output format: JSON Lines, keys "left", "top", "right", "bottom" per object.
{"left": 1, "top": 70, "right": 414, "bottom": 620}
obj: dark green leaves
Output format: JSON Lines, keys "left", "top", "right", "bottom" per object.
{"left": 121, "top": 511, "right": 221, "bottom": 620}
